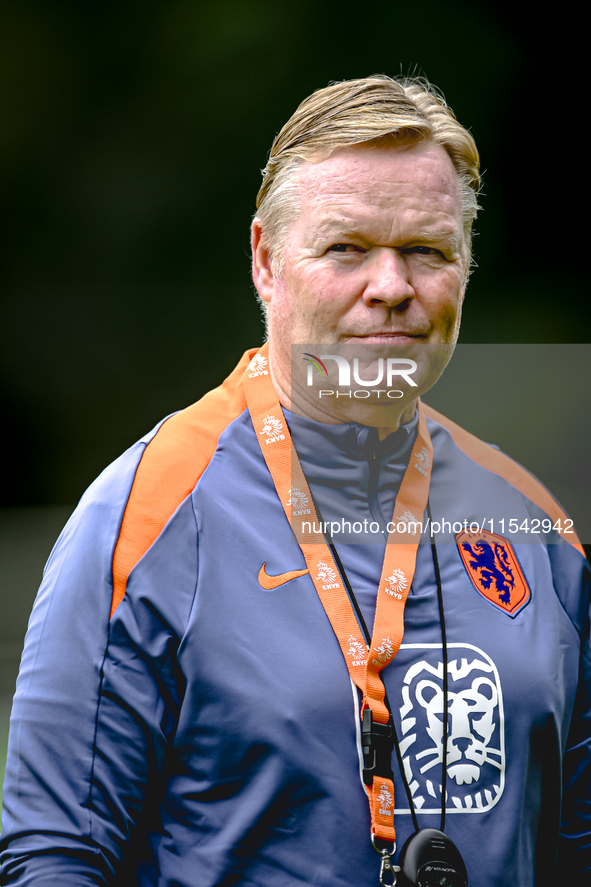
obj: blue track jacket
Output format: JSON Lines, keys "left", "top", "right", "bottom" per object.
{"left": 1, "top": 348, "right": 590, "bottom": 886}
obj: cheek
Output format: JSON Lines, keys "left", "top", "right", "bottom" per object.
{"left": 287, "top": 259, "right": 360, "bottom": 302}
{"left": 435, "top": 301, "right": 461, "bottom": 333}
{"left": 422, "top": 274, "right": 465, "bottom": 327}
{"left": 282, "top": 270, "right": 355, "bottom": 326}
{"left": 269, "top": 278, "right": 330, "bottom": 343}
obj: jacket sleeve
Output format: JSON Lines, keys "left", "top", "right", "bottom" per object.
{"left": 557, "top": 543, "right": 591, "bottom": 883}
{"left": 0, "top": 440, "right": 198, "bottom": 885}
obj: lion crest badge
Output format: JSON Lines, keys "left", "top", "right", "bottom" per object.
{"left": 456, "top": 528, "right": 530, "bottom": 617}
{"left": 395, "top": 643, "right": 505, "bottom": 814}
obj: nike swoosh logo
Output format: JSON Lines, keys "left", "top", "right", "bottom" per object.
{"left": 258, "top": 562, "right": 309, "bottom": 590}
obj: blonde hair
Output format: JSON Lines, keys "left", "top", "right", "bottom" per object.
{"left": 255, "top": 75, "right": 480, "bottom": 279}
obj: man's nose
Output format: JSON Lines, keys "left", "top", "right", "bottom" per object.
{"left": 361, "top": 248, "right": 415, "bottom": 308}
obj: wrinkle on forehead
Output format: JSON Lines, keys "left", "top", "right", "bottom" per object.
{"left": 300, "top": 142, "right": 462, "bottom": 197}
{"left": 292, "top": 143, "right": 465, "bottom": 251}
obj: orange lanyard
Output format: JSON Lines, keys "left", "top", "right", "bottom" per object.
{"left": 243, "top": 343, "right": 433, "bottom": 851}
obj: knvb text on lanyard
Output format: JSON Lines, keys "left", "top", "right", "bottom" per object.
{"left": 243, "top": 344, "right": 434, "bottom": 881}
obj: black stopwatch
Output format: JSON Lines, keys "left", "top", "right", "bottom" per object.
{"left": 396, "top": 828, "right": 468, "bottom": 887}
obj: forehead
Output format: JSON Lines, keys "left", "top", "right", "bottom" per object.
{"left": 293, "top": 142, "right": 463, "bottom": 238}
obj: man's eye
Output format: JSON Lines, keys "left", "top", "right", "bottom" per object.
{"left": 327, "top": 243, "right": 363, "bottom": 253}
{"left": 405, "top": 246, "right": 443, "bottom": 257}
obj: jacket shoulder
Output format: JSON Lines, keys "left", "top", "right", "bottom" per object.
{"left": 423, "top": 402, "right": 585, "bottom": 558}
{"left": 111, "top": 348, "right": 255, "bottom": 615}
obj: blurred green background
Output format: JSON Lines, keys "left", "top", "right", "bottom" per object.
{"left": 1, "top": 0, "right": 588, "bottom": 797}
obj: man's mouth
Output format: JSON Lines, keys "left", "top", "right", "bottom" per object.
{"left": 345, "top": 332, "right": 429, "bottom": 344}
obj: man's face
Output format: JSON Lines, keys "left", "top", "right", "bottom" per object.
{"left": 256, "top": 141, "right": 467, "bottom": 354}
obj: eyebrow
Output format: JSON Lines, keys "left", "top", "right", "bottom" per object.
{"left": 310, "top": 219, "right": 356, "bottom": 238}
{"left": 310, "top": 221, "right": 464, "bottom": 254}
{"left": 415, "top": 228, "right": 464, "bottom": 253}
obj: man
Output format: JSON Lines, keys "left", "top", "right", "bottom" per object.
{"left": 1, "top": 76, "right": 589, "bottom": 886}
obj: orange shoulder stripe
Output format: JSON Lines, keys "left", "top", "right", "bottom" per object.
{"left": 110, "top": 347, "right": 258, "bottom": 616}
{"left": 422, "top": 403, "right": 585, "bottom": 556}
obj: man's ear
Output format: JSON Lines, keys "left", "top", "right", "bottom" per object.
{"left": 251, "top": 219, "right": 274, "bottom": 303}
